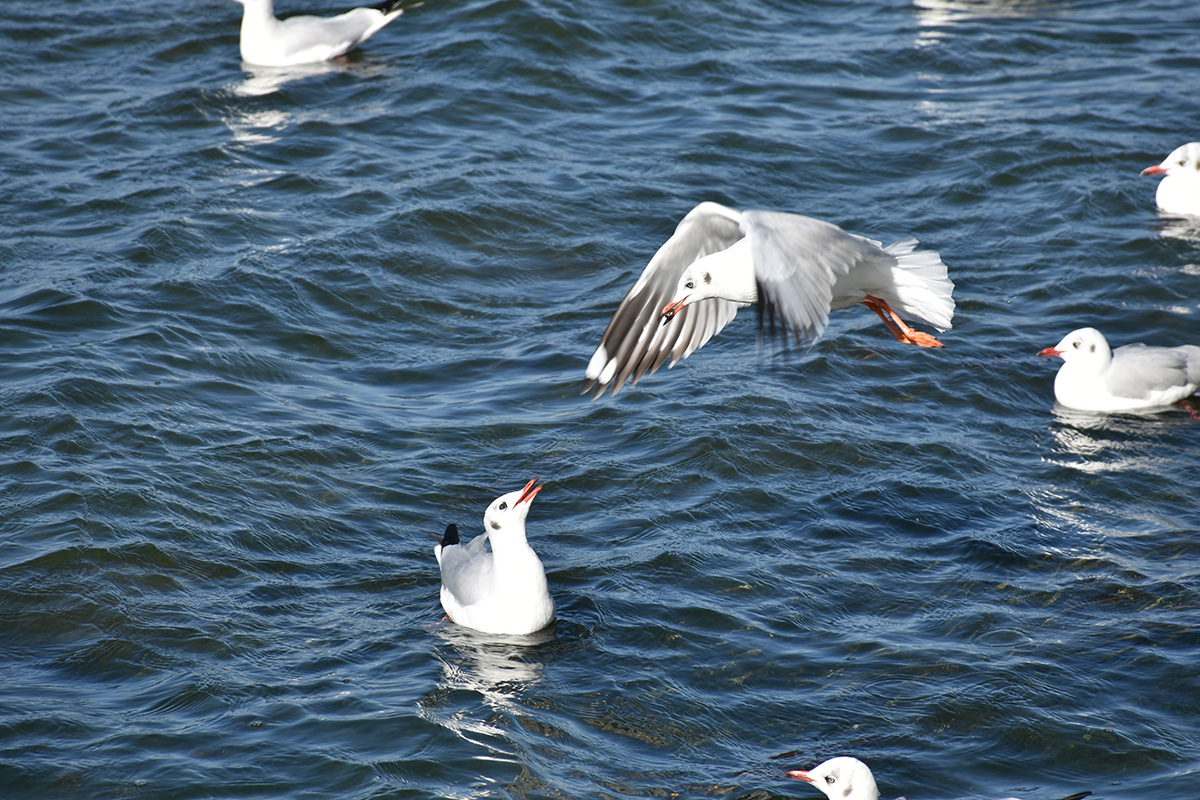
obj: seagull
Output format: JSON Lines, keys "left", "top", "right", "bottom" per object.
{"left": 581, "top": 202, "right": 955, "bottom": 398}
{"left": 434, "top": 479, "right": 555, "bottom": 636}
{"left": 231, "top": 0, "right": 411, "bottom": 68}
{"left": 786, "top": 756, "right": 1091, "bottom": 800}
{"left": 1036, "top": 327, "right": 1200, "bottom": 412}
{"left": 1141, "top": 142, "right": 1200, "bottom": 217}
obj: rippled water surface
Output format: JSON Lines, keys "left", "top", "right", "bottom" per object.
{"left": 2, "top": 1, "right": 1199, "bottom": 798}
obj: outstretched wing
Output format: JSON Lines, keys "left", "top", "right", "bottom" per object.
{"left": 582, "top": 202, "right": 747, "bottom": 398}
{"left": 741, "top": 210, "right": 884, "bottom": 346}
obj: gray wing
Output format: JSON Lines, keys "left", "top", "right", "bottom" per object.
{"left": 1106, "top": 343, "right": 1194, "bottom": 399}
{"left": 276, "top": 8, "right": 385, "bottom": 61}
{"left": 1182, "top": 344, "right": 1200, "bottom": 384}
{"left": 582, "top": 202, "right": 747, "bottom": 398}
{"left": 436, "top": 533, "right": 493, "bottom": 608}
{"left": 740, "top": 210, "right": 885, "bottom": 345}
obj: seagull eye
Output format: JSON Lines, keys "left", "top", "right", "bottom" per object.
{"left": 685, "top": 280, "right": 695, "bottom": 289}
{"left": 1073, "top": 341, "right": 1081, "bottom": 349}
{"left": 498, "top": 501, "right": 508, "bottom": 511}
{"left": 825, "top": 776, "right": 836, "bottom": 785}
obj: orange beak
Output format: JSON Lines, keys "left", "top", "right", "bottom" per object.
{"left": 785, "top": 769, "right": 814, "bottom": 783}
{"left": 1140, "top": 163, "right": 1167, "bottom": 176}
{"left": 1037, "top": 346, "right": 1062, "bottom": 358}
{"left": 517, "top": 478, "right": 543, "bottom": 505}
{"left": 661, "top": 296, "right": 687, "bottom": 323}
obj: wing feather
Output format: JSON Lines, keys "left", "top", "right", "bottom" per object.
{"left": 1107, "top": 344, "right": 1193, "bottom": 399}
{"left": 742, "top": 210, "right": 882, "bottom": 347}
{"left": 437, "top": 534, "right": 493, "bottom": 608}
{"left": 583, "top": 203, "right": 746, "bottom": 398}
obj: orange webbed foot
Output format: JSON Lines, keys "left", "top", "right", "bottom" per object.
{"left": 860, "top": 295, "right": 945, "bottom": 348}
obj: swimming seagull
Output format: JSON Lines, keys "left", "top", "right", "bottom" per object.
{"left": 581, "top": 202, "right": 955, "bottom": 398}
{"left": 231, "top": 0, "right": 412, "bottom": 67}
{"left": 1141, "top": 142, "right": 1200, "bottom": 217}
{"left": 1037, "top": 327, "right": 1200, "bottom": 412}
{"left": 787, "top": 756, "right": 1091, "bottom": 800}
{"left": 434, "top": 479, "right": 555, "bottom": 636}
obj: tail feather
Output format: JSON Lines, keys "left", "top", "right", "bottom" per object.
{"left": 439, "top": 523, "right": 459, "bottom": 547}
{"left": 883, "top": 238, "right": 955, "bottom": 331}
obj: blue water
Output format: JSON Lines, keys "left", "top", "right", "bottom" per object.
{"left": 1, "top": 1, "right": 1198, "bottom": 798}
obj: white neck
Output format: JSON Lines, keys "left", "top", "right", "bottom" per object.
{"left": 238, "top": 0, "right": 276, "bottom": 24}
{"left": 690, "top": 237, "right": 758, "bottom": 305}
{"left": 488, "top": 528, "right": 548, "bottom": 594}
{"left": 1053, "top": 349, "right": 1113, "bottom": 408}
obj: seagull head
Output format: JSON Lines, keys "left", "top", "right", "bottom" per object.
{"left": 661, "top": 242, "right": 755, "bottom": 325}
{"left": 1142, "top": 142, "right": 1200, "bottom": 178}
{"left": 1037, "top": 327, "right": 1112, "bottom": 368}
{"left": 786, "top": 756, "right": 879, "bottom": 800}
{"left": 483, "top": 479, "right": 544, "bottom": 539}
{"left": 660, "top": 261, "right": 717, "bottom": 324}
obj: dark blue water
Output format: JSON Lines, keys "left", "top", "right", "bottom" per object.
{"left": 2, "top": 1, "right": 1198, "bottom": 798}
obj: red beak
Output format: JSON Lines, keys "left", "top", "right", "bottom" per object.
{"left": 785, "top": 769, "right": 814, "bottom": 783}
{"left": 517, "top": 478, "right": 543, "bottom": 505}
{"left": 661, "top": 297, "right": 687, "bottom": 323}
{"left": 1037, "top": 346, "right": 1062, "bottom": 358}
{"left": 1141, "top": 164, "right": 1167, "bottom": 176}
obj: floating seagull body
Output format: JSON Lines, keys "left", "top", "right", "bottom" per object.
{"left": 231, "top": 0, "right": 409, "bottom": 67}
{"left": 787, "top": 756, "right": 1091, "bottom": 800}
{"left": 434, "top": 479, "right": 555, "bottom": 636}
{"left": 1141, "top": 142, "right": 1200, "bottom": 217}
{"left": 1037, "top": 327, "right": 1200, "bottom": 412}
{"left": 581, "top": 202, "right": 954, "bottom": 398}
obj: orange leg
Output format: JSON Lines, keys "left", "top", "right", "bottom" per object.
{"left": 860, "top": 295, "right": 944, "bottom": 348}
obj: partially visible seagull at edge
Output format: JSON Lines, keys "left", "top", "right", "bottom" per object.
{"left": 1037, "top": 327, "right": 1200, "bottom": 413}
{"left": 434, "top": 479, "right": 555, "bottom": 636}
{"left": 231, "top": 0, "right": 413, "bottom": 67}
{"left": 787, "top": 756, "right": 1092, "bottom": 800}
{"left": 581, "top": 202, "right": 955, "bottom": 398}
{"left": 1141, "top": 142, "right": 1200, "bottom": 217}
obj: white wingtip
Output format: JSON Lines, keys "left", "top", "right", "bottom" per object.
{"left": 584, "top": 344, "right": 608, "bottom": 380}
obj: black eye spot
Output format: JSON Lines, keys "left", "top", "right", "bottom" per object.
{"left": 1089, "top": 344, "right": 1095, "bottom": 352}
{"left": 498, "top": 502, "right": 508, "bottom": 511}
{"left": 703, "top": 272, "right": 711, "bottom": 285}
{"left": 490, "top": 521, "right": 500, "bottom": 530}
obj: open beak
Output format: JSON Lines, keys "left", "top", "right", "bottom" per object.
{"left": 1140, "top": 163, "right": 1167, "bottom": 177}
{"left": 517, "top": 478, "right": 543, "bottom": 505}
{"left": 661, "top": 297, "right": 687, "bottom": 324}
{"left": 785, "top": 770, "right": 814, "bottom": 783}
{"left": 1037, "top": 346, "right": 1062, "bottom": 358}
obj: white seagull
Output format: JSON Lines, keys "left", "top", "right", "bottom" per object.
{"left": 581, "top": 202, "right": 955, "bottom": 398}
{"left": 1141, "top": 142, "right": 1200, "bottom": 217}
{"left": 1037, "top": 327, "right": 1200, "bottom": 412}
{"left": 231, "top": 0, "right": 411, "bottom": 67}
{"left": 786, "top": 756, "right": 1091, "bottom": 800}
{"left": 434, "top": 479, "right": 555, "bottom": 636}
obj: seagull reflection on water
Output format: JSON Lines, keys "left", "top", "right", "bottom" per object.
{"left": 433, "top": 622, "right": 555, "bottom": 696}
{"left": 230, "top": 58, "right": 389, "bottom": 97}
{"left": 1044, "top": 405, "right": 1193, "bottom": 470}
{"left": 419, "top": 623, "right": 555, "bottom": 767}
